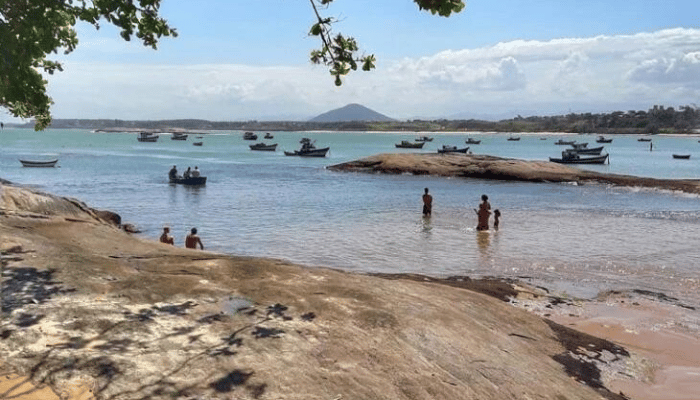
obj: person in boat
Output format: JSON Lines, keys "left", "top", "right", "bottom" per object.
{"left": 422, "top": 188, "right": 433, "bottom": 217}
{"left": 183, "top": 167, "right": 191, "bottom": 179}
{"left": 191, "top": 166, "right": 200, "bottom": 177}
{"left": 168, "top": 165, "right": 178, "bottom": 180}
{"left": 493, "top": 209, "right": 501, "bottom": 230}
{"left": 475, "top": 194, "right": 491, "bottom": 231}
{"left": 159, "top": 226, "right": 174, "bottom": 245}
{"left": 185, "top": 227, "right": 204, "bottom": 250}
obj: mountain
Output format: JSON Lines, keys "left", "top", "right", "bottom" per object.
{"left": 309, "top": 103, "right": 394, "bottom": 122}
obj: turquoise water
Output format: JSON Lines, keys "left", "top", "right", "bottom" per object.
{"left": 2, "top": 129, "right": 700, "bottom": 305}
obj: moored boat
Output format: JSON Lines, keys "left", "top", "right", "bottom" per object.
{"left": 554, "top": 139, "right": 576, "bottom": 145}
{"left": 284, "top": 138, "right": 330, "bottom": 157}
{"left": 638, "top": 137, "right": 652, "bottom": 142}
{"left": 137, "top": 132, "right": 159, "bottom": 142}
{"left": 19, "top": 159, "right": 58, "bottom": 167}
{"left": 243, "top": 132, "right": 258, "bottom": 140}
{"left": 507, "top": 136, "right": 520, "bottom": 141}
{"left": 171, "top": 133, "right": 188, "bottom": 140}
{"left": 250, "top": 143, "right": 278, "bottom": 151}
{"left": 193, "top": 142, "right": 203, "bottom": 146}
{"left": 672, "top": 154, "right": 691, "bottom": 159}
{"left": 550, "top": 150, "right": 609, "bottom": 164}
{"left": 465, "top": 138, "right": 481, "bottom": 144}
{"left": 395, "top": 140, "right": 425, "bottom": 149}
{"left": 264, "top": 133, "right": 274, "bottom": 139}
{"left": 438, "top": 145, "right": 469, "bottom": 154}
{"left": 596, "top": 136, "right": 613, "bottom": 143}
{"left": 570, "top": 142, "right": 588, "bottom": 149}
{"left": 415, "top": 136, "right": 433, "bottom": 142}
{"left": 569, "top": 146, "right": 604, "bottom": 155}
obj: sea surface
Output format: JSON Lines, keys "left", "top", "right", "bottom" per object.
{"left": 2, "top": 129, "right": 700, "bottom": 308}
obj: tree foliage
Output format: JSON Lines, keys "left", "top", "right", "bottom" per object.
{"left": 308, "top": 0, "right": 465, "bottom": 86}
{"left": 1, "top": 0, "right": 465, "bottom": 130}
{"left": 0, "top": 0, "right": 177, "bottom": 130}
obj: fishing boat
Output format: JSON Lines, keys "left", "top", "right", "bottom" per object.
{"left": 249, "top": 143, "right": 277, "bottom": 151}
{"left": 507, "top": 136, "right": 520, "bottom": 141}
{"left": 171, "top": 132, "right": 188, "bottom": 140}
{"left": 243, "top": 132, "right": 258, "bottom": 140}
{"left": 596, "top": 136, "right": 613, "bottom": 143}
{"left": 438, "top": 145, "right": 469, "bottom": 154}
{"left": 264, "top": 133, "right": 274, "bottom": 139}
{"left": 19, "top": 159, "right": 58, "bottom": 167}
{"left": 137, "top": 132, "right": 159, "bottom": 142}
{"left": 550, "top": 150, "right": 609, "bottom": 164}
{"left": 554, "top": 139, "right": 576, "bottom": 145}
{"left": 570, "top": 146, "right": 604, "bottom": 155}
{"left": 193, "top": 142, "right": 203, "bottom": 146}
{"left": 570, "top": 142, "right": 588, "bottom": 149}
{"left": 415, "top": 136, "right": 433, "bottom": 142}
{"left": 638, "top": 137, "right": 652, "bottom": 142}
{"left": 284, "top": 138, "right": 330, "bottom": 157}
{"left": 672, "top": 154, "right": 691, "bottom": 159}
{"left": 465, "top": 138, "right": 481, "bottom": 144}
{"left": 395, "top": 141, "right": 425, "bottom": 149}
{"left": 169, "top": 176, "right": 207, "bottom": 185}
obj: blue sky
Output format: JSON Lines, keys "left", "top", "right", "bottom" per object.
{"left": 4, "top": 0, "right": 700, "bottom": 123}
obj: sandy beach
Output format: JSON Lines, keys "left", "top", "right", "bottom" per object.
{"left": 2, "top": 172, "right": 699, "bottom": 399}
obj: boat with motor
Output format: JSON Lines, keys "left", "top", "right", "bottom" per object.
{"left": 596, "top": 136, "right": 613, "bottom": 143}
{"left": 137, "top": 132, "right": 159, "bottom": 142}
{"left": 169, "top": 176, "right": 207, "bottom": 185}
{"left": 438, "top": 145, "right": 469, "bottom": 154}
{"left": 395, "top": 140, "right": 425, "bottom": 149}
{"left": 284, "top": 138, "right": 330, "bottom": 157}
{"left": 250, "top": 143, "right": 278, "bottom": 151}
{"left": 569, "top": 145, "right": 604, "bottom": 155}
{"left": 171, "top": 132, "right": 188, "bottom": 140}
{"left": 550, "top": 149, "right": 609, "bottom": 164}
{"left": 264, "top": 133, "right": 274, "bottom": 139}
{"left": 243, "top": 132, "right": 258, "bottom": 140}
{"left": 415, "top": 136, "right": 433, "bottom": 142}
{"left": 465, "top": 138, "right": 481, "bottom": 144}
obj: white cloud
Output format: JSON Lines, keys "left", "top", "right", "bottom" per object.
{"left": 42, "top": 28, "right": 700, "bottom": 120}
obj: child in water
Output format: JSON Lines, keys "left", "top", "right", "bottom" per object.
{"left": 493, "top": 209, "right": 501, "bottom": 230}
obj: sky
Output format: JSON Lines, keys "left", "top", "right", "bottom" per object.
{"left": 4, "top": 0, "right": 700, "bottom": 123}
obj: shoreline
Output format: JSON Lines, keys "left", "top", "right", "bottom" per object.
{"left": 2, "top": 182, "right": 699, "bottom": 399}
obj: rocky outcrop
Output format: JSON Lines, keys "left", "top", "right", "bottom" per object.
{"left": 0, "top": 183, "right": 634, "bottom": 400}
{"left": 328, "top": 153, "right": 700, "bottom": 194}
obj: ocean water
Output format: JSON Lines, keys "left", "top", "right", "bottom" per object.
{"left": 2, "top": 129, "right": 700, "bottom": 306}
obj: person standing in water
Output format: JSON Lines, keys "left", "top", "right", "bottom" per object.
{"left": 422, "top": 188, "right": 433, "bottom": 217}
{"left": 493, "top": 209, "right": 501, "bottom": 230}
{"left": 475, "top": 194, "right": 491, "bottom": 231}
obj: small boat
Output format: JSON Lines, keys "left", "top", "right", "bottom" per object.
{"left": 395, "top": 141, "right": 425, "bottom": 149}
{"left": 243, "top": 132, "right": 258, "bottom": 140}
{"left": 540, "top": 137, "right": 548, "bottom": 140}
{"left": 596, "top": 136, "right": 613, "bottom": 143}
{"left": 284, "top": 138, "right": 330, "bottom": 157}
{"left": 570, "top": 146, "right": 604, "bottom": 155}
{"left": 415, "top": 136, "right": 433, "bottom": 142}
{"left": 196, "top": 136, "right": 203, "bottom": 139}
{"left": 507, "top": 136, "right": 520, "bottom": 141}
{"left": 550, "top": 151, "right": 609, "bottom": 164}
{"left": 249, "top": 143, "right": 277, "bottom": 151}
{"left": 438, "top": 145, "right": 469, "bottom": 154}
{"left": 264, "top": 133, "right": 274, "bottom": 139}
{"left": 19, "top": 159, "right": 58, "bottom": 167}
{"left": 137, "top": 132, "right": 159, "bottom": 142}
{"left": 570, "top": 142, "right": 588, "bottom": 149}
{"left": 638, "top": 138, "right": 652, "bottom": 142}
{"left": 171, "top": 133, "right": 188, "bottom": 140}
{"left": 169, "top": 176, "right": 207, "bottom": 185}
{"left": 672, "top": 154, "right": 691, "bottom": 159}
{"left": 554, "top": 139, "right": 576, "bottom": 145}
{"left": 465, "top": 138, "right": 481, "bottom": 144}
{"left": 193, "top": 142, "right": 203, "bottom": 146}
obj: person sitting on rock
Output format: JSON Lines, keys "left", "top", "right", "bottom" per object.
{"left": 159, "top": 226, "right": 174, "bottom": 245}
